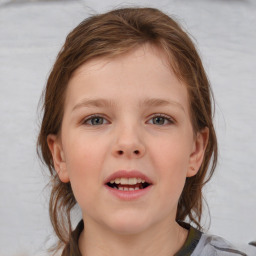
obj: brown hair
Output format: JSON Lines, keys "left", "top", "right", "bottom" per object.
{"left": 37, "top": 7, "right": 217, "bottom": 251}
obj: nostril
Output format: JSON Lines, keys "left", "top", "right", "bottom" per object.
{"left": 118, "top": 150, "right": 124, "bottom": 155}
{"left": 115, "top": 149, "right": 142, "bottom": 156}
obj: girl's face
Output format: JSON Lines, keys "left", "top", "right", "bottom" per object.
{"left": 48, "top": 44, "right": 208, "bottom": 235}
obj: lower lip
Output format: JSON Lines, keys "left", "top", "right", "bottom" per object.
{"left": 104, "top": 185, "right": 152, "bottom": 200}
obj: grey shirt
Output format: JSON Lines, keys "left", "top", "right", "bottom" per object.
{"left": 191, "top": 232, "right": 247, "bottom": 256}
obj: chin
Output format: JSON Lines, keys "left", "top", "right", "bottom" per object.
{"left": 105, "top": 211, "right": 151, "bottom": 235}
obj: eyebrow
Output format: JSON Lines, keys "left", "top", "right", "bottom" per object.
{"left": 140, "top": 98, "right": 185, "bottom": 112}
{"left": 72, "top": 98, "right": 116, "bottom": 111}
{"left": 72, "top": 98, "right": 185, "bottom": 112}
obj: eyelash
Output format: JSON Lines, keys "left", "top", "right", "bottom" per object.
{"left": 82, "top": 113, "right": 175, "bottom": 126}
{"left": 82, "top": 114, "right": 109, "bottom": 126}
{"left": 148, "top": 114, "right": 175, "bottom": 125}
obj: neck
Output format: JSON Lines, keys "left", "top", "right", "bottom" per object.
{"left": 78, "top": 216, "right": 188, "bottom": 256}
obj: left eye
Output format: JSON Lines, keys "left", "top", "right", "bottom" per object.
{"left": 148, "top": 115, "right": 173, "bottom": 125}
{"left": 83, "top": 116, "right": 108, "bottom": 126}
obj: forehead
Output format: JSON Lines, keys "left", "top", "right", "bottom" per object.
{"left": 65, "top": 44, "right": 189, "bottom": 112}
{"left": 72, "top": 44, "right": 172, "bottom": 78}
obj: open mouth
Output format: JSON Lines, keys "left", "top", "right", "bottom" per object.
{"left": 106, "top": 177, "right": 151, "bottom": 191}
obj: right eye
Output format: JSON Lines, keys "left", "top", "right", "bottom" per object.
{"left": 83, "top": 115, "right": 108, "bottom": 126}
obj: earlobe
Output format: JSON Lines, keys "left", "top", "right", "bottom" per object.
{"left": 187, "top": 127, "right": 209, "bottom": 177}
{"left": 47, "top": 134, "right": 70, "bottom": 183}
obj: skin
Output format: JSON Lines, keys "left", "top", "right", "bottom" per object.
{"left": 48, "top": 44, "right": 208, "bottom": 256}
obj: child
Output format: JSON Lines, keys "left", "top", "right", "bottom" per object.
{"left": 37, "top": 7, "right": 247, "bottom": 256}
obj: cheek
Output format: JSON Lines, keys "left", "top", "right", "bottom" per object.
{"left": 63, "top": 136, "right": 107, "bottom": 200}
{"left": 151, "top": 136, "right": 191, "bottom": 172}
{"left": 149, "top": 136, "right": 191, "bottom": 194}
{"left": 64, "top": 132, "right": 106, "bottom": 172}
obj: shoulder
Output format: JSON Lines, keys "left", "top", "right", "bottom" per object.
{"left": 192, "top": 233, "right": 248, "bottom": 256}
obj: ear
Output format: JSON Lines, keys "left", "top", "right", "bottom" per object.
{"left": 47, "top": 134, "right": 70, "bottom": 183}
{"left": 187, "top": 127, "right": 209, "bottom": 177}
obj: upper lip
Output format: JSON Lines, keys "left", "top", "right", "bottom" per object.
{"left": 104, "top": 170, "right": 153, "bottom": 184}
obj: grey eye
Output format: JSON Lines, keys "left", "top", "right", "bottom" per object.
{"left": 90, "top": 117, "right": 104, "bottom": 125}
{"left": 152, "top": 116, "right": 166, "bottom": 125}
{"left": 148, "top": 115, "right": 174, "bottom": 126}
{"left": 84, "top": 116, "right": 107, "bottom": 125}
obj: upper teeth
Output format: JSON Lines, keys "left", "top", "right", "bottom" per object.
{"left": 110, "top": 177, "right": 145, "bottom": 185}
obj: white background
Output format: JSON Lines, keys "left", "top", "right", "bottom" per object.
{"left": 0, "top": 0, "right": 255, "bottom": 255}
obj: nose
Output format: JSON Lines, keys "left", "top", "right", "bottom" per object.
{"left": 112, "top": 126, "right": 146, "bottom": 159}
